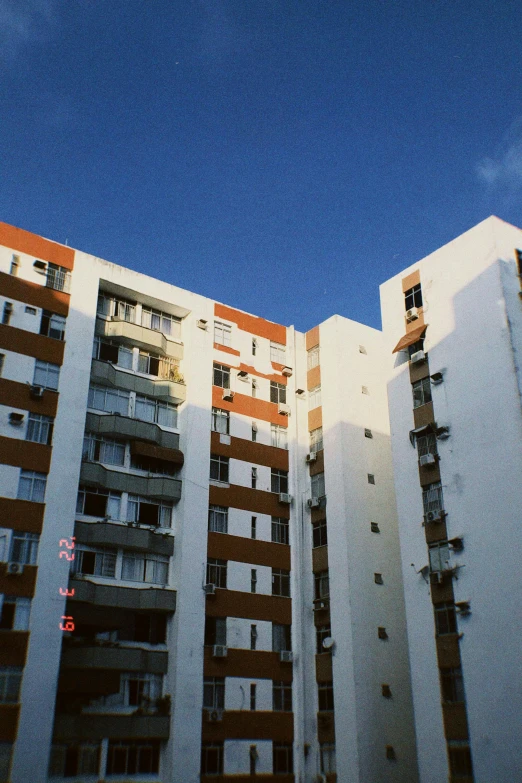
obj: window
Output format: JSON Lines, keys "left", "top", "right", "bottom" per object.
{"left": 316, "top": 625, "right": 331, "bottom": 654}
{"left": 24, "top": 306, "right": 36, "bottom": 315}
{"left": 272, "top": 569, "right": 290, "bottom": 597}
{"left": 412, "top": 377, "right": 432, "bottom": 408}
{"left": 49, "top": 743, "right": 100, "bottom": 777}
{"left": 378, "top": 626, "right": 388, "bottom": 639}
{"left": 214, "top": 321, "right": 232, "bottom": 347}
{"left": 422, "top": 481, "right": 444, "bottom": 516}
{"left": 307, "top": 345, "right": 320, "bottom": 369}
{"left": 75, "top": 548, "right": 117, "bottom": 578}
{"left": 250, "top": 745, "right": 257, "bottom": 775}
{"left": 448, "top": 742, "right": 473, "bottom": 778}
{"left": 405, "top": 283, "right": 423, "bottom": 310}
{"left": 273, "top": 743, "right": 293, "bottom": 774}
{"left": 270, "top": 342, "right": 286, "bottom": 363}
{"left": 250, "top": 683, "right": 256, "bottom": 710}
{"left": 251, "top": 569, "right": 257, "bottom": 593}
{"left": 213, "top": 363, "right": 230, "bottom": 389}
{"left": 251, "top": 378, "right": 257, "bottom": 397}
{"left": 210, "top": 454, "right": 229, "bottom": 483}
{"left": 26, "top": 413, "right": 53, "bottom": 445}
{"left": 46, "top": 263, "right": 71, "bottom": 293}
{"left": 382, "top": 683, "right": 392, "bottom": 698}
{"left": 211, "top": 407, "right": 229, "bottom": 435}
{"left": 92, "top": 337, "right": 133, "bottom": 369}
{"left": 97, "top": 294, "right": 136, "bottom": 322}
{"left": 359, "top": 345, "right": 367, "bottom": 354}
{"left": 320, "top": 743, "right": 336, "bottom": 774}
{"left": 429, "top": 542, "right": 451, "bottom": 573}
{"left": 106, "top": 740, "right": 160, "bottom": 775}
{"left": 408, "top": 338, "right": 425, "bottom": 358}
{"left": 252, "top": 339, "right": 257, "bottom": 356}
{"left": 203, "top": 677, "right": 225, "bottom": 709}
{"left": 88, "top": 384, "right": 130, "bottom": 416}
{"left": 318, "top": 682, "right": 334, "bottom": 711}
{"left": 82, "top": 434, "right": 125, "bottom": 466}
{"left": 0, "top": 743, "right": 12, "bottom": 782}
{"left": 141, "top": 307, "right": 180, "bottom": 336}
{"left": 33, "top": 360, "right": 60, "bottom": 390}
{"left": 127, "top": 495, "right": 172, "bottom": 528}
{"left": 9, "top": 533, "right": 39, "bottom": 565}
{"left": 0, "top": 668, "right": 22, "bottom": 703}
{"left": 270, "top": 381, "right": 286, "bottom": 404}
{"left": 271, "top": 424, "right": 288, "bottom": 449}
{"left": 273, "top": 681, "right": 292, "bottom": 711}
{"left": 17, "top": 471, "right": 46, "bottom": 503}
{"left": 204, "top": 617, "right": 227, "bottom": 647}
{"left": 208, "top": 505, "right": 228, "bottom": 534}
{"left": 40, "top": 310, "right": 66, "bottom": 340}
{"left": 206, "top": 559, "right": 227, "bottom": 589}
{"left": 0, "top": 596, "right": 31, "bottom": 631}
{"left": 374, "top": 573, "right": 383, "bottom": 584}
{"left": 201, "top": 743, "right": 223, "bottom": 775}
{"left": 135, "top": 394, "right": 177, "bottom": 428}
{"left": 314, "top": 570, "right": 329, "bottom": 600}
{"left": 76, "top": 486, "right": 121, "bottom": 519}
{"left": 251, "top": 467, "right": 257, "bottom": 489}
{"left": 0, "top": 354, "right": 4, "bottom": 377}
{"left": 271, "top": 469, "right": 288, "bottom": 494}
{"left": 371, "top": 522, "right": 380, "bottom": 534}
{"left": 310, "top": 427, "right": 323, "bottom": 452}
{"left": 272, "top": 517, "right": 289, "bottom": 545}
{"left": 272, "top": 623, "right": 291, "bottom": 653}
{"left": 251, "top": 424, "right": 257, "bottom": 442}
{"left": 10, "top": 256, "right": 19, "bottom": 276}
{"left": 434, "top": 602, "right": 457, "bottom": 635}
{"left": 250, "top": 624, "right": 258, "bottom": 650}
{"left": 311, "top": 472, "right": 325, "bottom": 499}
{"left": 364, "top": 428, "right": 373, "bottom": 439}
{"left": 309, "top": 385, "right": 321, "bottom": 409}
{"left": 417, "top": 432, "right": 438, "bottom": 459}
{"left": 121, "top": 672, "right": 162, "bottom": 706}
{"left": 368, "top": 473, "right": 375, "bottom": 484}
{"left": 137, "top": 350, "right": 162, "bottom": 376}
{"left": 312, "top": 519, "right": 328, "bottom": 548}
{"left": 2, "top": 303, "right": 12, "bottom": 325}
{"left": 440, "top": 667, "right": 465, "bottom": 703}
{"left": 121, "top": 553, "right": 169, "bottom": 584}
{"left": 251, "top": 517, "right": 257, "bottom": 539}
{"left": 362, "top": 385, "right": 369, "bottom": 395}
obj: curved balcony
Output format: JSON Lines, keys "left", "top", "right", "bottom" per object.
{"left": 75, "top": 520, "right": 174, "bottom": 556}
{"left": 85, "top": 411, "right": 180, "bottom": 452}
{"left": 68, "top": 577, "right": 177, "bottom": 612}
{"left": 96, "top": 316, "right": 183, "bottom": 360}
{"left": 91, "top": 359, "right": 186, "bottom": 404}
{"left": 80, "top": 461, "right": 182, "bottom": 502}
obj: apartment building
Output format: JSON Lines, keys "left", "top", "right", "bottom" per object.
{"left": 380, "top": 215, "right": 522, "bottom": 783}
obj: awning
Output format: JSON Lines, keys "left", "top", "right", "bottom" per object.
{"left": 392, "top": 324, "right": 427, "bottom": 353}
{"left": 130, "top": 440, "right": 184, "bottom": 467}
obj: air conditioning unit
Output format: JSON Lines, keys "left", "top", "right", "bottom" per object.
{"left": 313, "top": 598, "right": 329, "bottom": 612}
{"left": 204, "top": 583, "right": 216, "bottom": 595}
{"left": 237, "top": 371, "right": 249, "bottom": 381}
{"left": 278, "top": 403, "right": 291, "bottom": 416}
{"left": 8, "top": 412, "right": 24, "bottom": 425}
{"left": 455, "top": 600, "right": 471, "bottom": 616}
{"left": 33, "top": 259, "right": 47, "bottom": 271}
{"left": 29, "top": 385, "right": 44, "bottom": 399}
{"left": 279, "top": 650, "right": 293, "bottom": 663}
{"left": 222, "top": 390, "right": 235, "bottom": 401}
{"left": 419, "top": 453, "right": 436, "bottom": 467}
{"left": 425, "top": 510, "right": 442, "bottom": 523}
{"left": 282, "top": 366, "right": 293, "bottom": 377}
{"left": 6, "top": 562, "right": 24, "bottom": 576}
{"left": 436, "top": 426, "right": 450, "bottom": 440}
{"left": 205, "top": 708, "right": 223, "bottom": 722}
{"left": 307, "top": 497, "right": 320, "bottom": 508}
{"left": 431, "top": 371, "right": 444, "bottom": 385}
{"left": 410, "top": 350, "right": 425, "bottom": 364}
{"left": 306, "top": 452, "right": 317, "bottom": 463}
{"left": 278, "top": 493, "right": 292, "bottom": 505}
{"left": 212, "top": 645, "right": 227, "bottom": 658}
{"left": 196, "top": 319, "right": 208, "bottom": 330}
{"left": 406, "top": 307, "right": 419, "bottom": 322}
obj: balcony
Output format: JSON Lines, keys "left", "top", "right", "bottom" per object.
{"left": 80, "top": 462, "right": 182, "bottom": 502}
{"left": 96, "top": 316, "right": 183, "bottom": 359}
{"left": 61, "top": 643, "right": 168, "bottom": 673}
{"left": 53, "top": 712, "right": 169, "bottom": 741}
{"left": 85, "top": 412, "right": 180, "bottom": 451}
{"left": 75, "top": 520, "right": 174, "bottom": 557}
{"left": 91, "top": 359, "right": 186, "bottom": 404}
{"left": 68, "top": 577, "right": 177, "bottom": 612}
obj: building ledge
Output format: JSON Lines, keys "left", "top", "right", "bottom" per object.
{"left": 79, "top": 461, "right": 182, "bottom": 502}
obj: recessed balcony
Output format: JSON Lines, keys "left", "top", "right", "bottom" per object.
{"left": 91, "top": 359, "right": 186, "bottom": 405}
{"left": 79, "top": 461, "right": 182, "bottom": 502}
{"left": 85, "top": 412, "right": 180, "bottom": 451}
{"left": 96, "top": 316, "right": 183, "bottom": 360}
{"left": 68, "top": 577, "right": 177, "bottom": 612}
{"left": 74, "top": 520, "right": 174, "bottom": 557}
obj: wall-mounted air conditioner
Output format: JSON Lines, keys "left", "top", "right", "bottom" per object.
{"left": 278, "top": 493, "right": 292, "bottom": 505}
{"left": 282, "top": 366, "right": 293, "bottom": 377}
{"left": 6, "top": 562, "right": 24, "bottom": 576}
{"left": 405, "top": 307, "right": 419, "bottom": 322}
{"left": 222, "top": 390, "right": 235, "bottom": 401}
{"left": 196, "top": 319, "right": 208, "bottom": 330}
{"left": 306, "top": 452, "right": 317, "bottom": 463}
{"left": 307, "top": 497, "right": 320, "bottom": 508}
{"left": 410, "top": 350, "right": 425, "bottom": 364}
{"left": 8, "top": 412, "right": 24, "bottom": 425}
{"left": 212, "top": 645, "right": 227, "bottom": 658}
{"left": 279, "top": 650, "right": 293, "bottom": 663}
{"left": 29, "top": 385, "right": 44, "bottom": 399}
{"left": 419, "top": 453, "right": 436, "bottom": 467}
{"left": 425, "top": 510, "right": 442, "bottom": 523}
{"left": 205, "top": 709, "right": 223, "bottom": 722}
{"left": 33, "top": 260, "right": 47, "bottom": 272}
{"left": 278, "top": 403, "right": 291, "bottom": 416}
{"left": 204, "top": 583, "right": 216, "bottom": 596}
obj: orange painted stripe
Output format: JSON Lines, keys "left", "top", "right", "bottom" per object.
{"left": 307, "top": 365, "right": 321, "bottom": 390}
{"left": 0, "top": 272, "right": 69, "bottom": 315}
{"left": 214, "top": 342, "right": 241, "bottom": 357}
{"left": 0, "top": 222, "right": 74, "bottom": 270}
{"left": 306, "top": 326, "right": 320, "bottom": 350}
{"left": 308, "top": 407, "right": 322, "bottom": 431}
{"left": 210, "top": 431, "right": 289, "bottom": 470}
{"left": 215, "top": 303, "right": 287, "bottom": 344}
{"left": 0, "top": 324, "right": 65, "bottom": 365}
{"left": 213, "top": 359, "right": 287, "bottom": 385}
{"left": 212, "top": 386, "right": 288, "bottom": 427}
{"left": 0, "top": 435, "right": 51, "bottom": 473}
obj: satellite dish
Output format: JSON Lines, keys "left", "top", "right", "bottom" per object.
{"left": 322, "top": 636, "right": 335, "bottom": 650}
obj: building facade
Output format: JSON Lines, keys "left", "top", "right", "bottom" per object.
{"left": 1, "top": 215, "right": 519, "bottom": 783}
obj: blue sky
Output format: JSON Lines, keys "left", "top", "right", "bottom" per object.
{"left": 1, "top": 0, "right": 521, "bottom": 331}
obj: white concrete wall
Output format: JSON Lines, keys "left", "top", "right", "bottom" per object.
{"left": 0, "top": 244, "right": 53, "bottom": 285}
{"left": 0, "top": 349, "right": 37, "bottom": 386}
{"left": 224, "top": 677, "right": 272, "bottom": 711}
{"left": 224, "top": 739, "right": 272, "bottom": 774}
{"left": 227, "top": 509, "right": 272, "bottom": 542}
{"left": 227, "top": 560, "right": 272, "bottom": 595}
{"left": 0, "top": 295, "right": 42, "bottom": 333}
{"left": 227, "top": 618, "right": 272, "bottom": 650}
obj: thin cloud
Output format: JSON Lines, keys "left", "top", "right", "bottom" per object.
{"left": 0, "top": 0, "right": 57, "bottom": 58}
{"left": 477, "top": 118, "right": 522, "bottom": 187}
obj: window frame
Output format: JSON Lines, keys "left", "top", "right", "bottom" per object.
{"left": 272, "top": 568, "right": 290, "bottom": 597}
{"left": 208, "top": 505, "right": 228, "bottom": 534}
{"left": 404, "top": 283, "right": 423, "bottom": 311}
{"left": 210, "top": 454, "right": 230, "bottom": 484}
{"left": 213, "top": 363, "right": 230, "bottom": 389}
{"left": 211, "top": 407, "right": 230, "bottom": 435}
{"left": 412, "top": 377, "right": 432, "bottom": 409}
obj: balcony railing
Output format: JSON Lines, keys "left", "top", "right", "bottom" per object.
{"left": 46, "top": 266, "right": 71, "bottom": 293}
